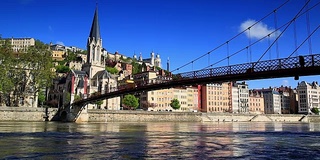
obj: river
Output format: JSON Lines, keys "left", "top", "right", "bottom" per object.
{"left": 0, "top": 121, "right": 320, "bottom": 159}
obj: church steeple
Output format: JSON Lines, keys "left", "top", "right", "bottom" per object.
{"left": 89, "top": 7, "right": 101, "bottom": 42}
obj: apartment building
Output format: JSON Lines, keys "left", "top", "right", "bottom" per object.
{"left": 276, "top": 86, "right": 292, "bottom": 114}
{"left": 249, "top": 90, "right": 264, "bottom": 114}
{"left": 259, "top": 88, "right": 281, "bottom": 114}
{"left": 186, "top": 86, "right": 199, "bottom": 112}
{"left": 1, "top": 37, "right": 35, "bottom": 52}
{"left": 232, "top": 82, "right": 249, "bottom": 113}
{"left": 201, "top": 82, "right": 229, "bottom": 112}
{"left": 297, "top": 81, "right": 320, "bottom": 114}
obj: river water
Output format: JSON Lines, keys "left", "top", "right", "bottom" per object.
{"left": 0, "top": 122, "right": 320, "bottom": 159}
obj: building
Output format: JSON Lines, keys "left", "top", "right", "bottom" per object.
{"left": 0, "top": 37, "right": 35, "bottom": 52}
{"left": 276, "top": 86, "right": 292, "bottom": 114}
{"left": 249, "top": 90, "right": 264, "bottom": 114}
{"left": 133, "top": 52, "right": 162, "bottom": 68}
{"left": 297, "top": 81, "right": 320, "bottom": 114}
{"left": 50, "top": 7, "right": 121, "bottom": 110}
{"left": 259, "top": 88, "right": 281, "bottom": 114}
{"left": 201, "top": 82, "right": 229, "bottom": 113}
{"left": 232, "top": 82, "right": 249, "bottom": 113}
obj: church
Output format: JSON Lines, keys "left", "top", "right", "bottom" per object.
{"left": 63, "top": 7, "right": 120, "bottom": 110}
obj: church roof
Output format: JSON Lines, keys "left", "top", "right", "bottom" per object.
{"left": 92, "top": 70, "right": 112, "bottom": 80}
{"left": 89, "top": 7, "right": 101, "bottom": 42}
{"left": 73, "top": 70, "right": 87, "bottom": 76}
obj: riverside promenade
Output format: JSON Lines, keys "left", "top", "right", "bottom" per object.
{"left": 1, "top": 107, "right": 320, "bottom": 123}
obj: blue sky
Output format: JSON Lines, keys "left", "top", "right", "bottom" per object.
{"left": 1, "top": 0, "right": 319, "bottom": 89}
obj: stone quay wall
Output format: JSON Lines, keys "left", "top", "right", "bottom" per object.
{"left": 79, "top": 110, "right": 203, "bottom": 122}
{"left": 0, "top": 107, "right": 58, "bottom": 121}
{"left": 1, "top": 107, "right": 320, "bottom": 123}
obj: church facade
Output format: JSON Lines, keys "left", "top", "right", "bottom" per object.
{"left": 64, "top": 7, "right": 120, "bottom": 110}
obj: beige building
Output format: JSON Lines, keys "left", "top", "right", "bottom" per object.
{"left": 4, "top": 37, "right": 35, "bottom": 52}
{"left": 201, "top": 82, "right": 229, "bottom": 113}
{"left": 52, "top": 50, "right": 65, "bottom": 61}
{"left": 249, "top": 90, "right": 264, "bottom": 114}
{"left": 297, "top": 81, "right": 320, "bottom": 114}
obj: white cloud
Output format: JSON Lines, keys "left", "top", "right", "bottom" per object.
{"left": 56, "top": 41, "right": 64, "bottom": 46}
{"left": 281, "top": 80, "right": 289, "bottom": 86}
{"left": 239, "top": 19, "right": 280, "bottom": 39}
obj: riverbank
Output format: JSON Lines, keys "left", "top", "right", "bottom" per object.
{"left": 1, "top": 107, "right": 320, "bottom": 122}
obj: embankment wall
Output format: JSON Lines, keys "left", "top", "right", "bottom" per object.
{"left": 1, "top": 107, "right": 320, "bottom": 123}
{"left": 0, "top": 107, "right": 58, "bottom": 121}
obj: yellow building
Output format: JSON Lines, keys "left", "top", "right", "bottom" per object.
{"left": 52, "top": 50, "right": 65, "bottom": 61}
{"left": 201, "top": 82, "right": 229, "bottom": 112}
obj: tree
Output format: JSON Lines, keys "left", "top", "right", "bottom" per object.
{"left": 94, "top": 100, "right": 103, "bottom": 109}
{"left": 122, "top": 94, "right": 139, "bottom": 110}
{"left": 105, "top": 66, "right": 119, "bottom": 74}
{"left": 56, "top": 65, "right": 70, "bottom": 73}
{"left": 38, "top": 91, "right": 46, "bottom": 106}
{"left": 0, "top": 40, "right": 15, "bottom": 105}
{"left": 170, "top": 98, "right": 181, "bottom": 110}
{"left": 311, "top": 108, "right": 319, "bottom": 115}
{"left": 21, "top": 40, "right": 55, "bottom": 106}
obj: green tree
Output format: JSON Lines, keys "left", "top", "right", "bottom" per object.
{"left": 311, "top": 108, "right": 319, "bottom": 115}
{"left": 21, "top": 40, "right": 55, "bottom": 106}
{"left": 56, "top": 65, "right": 70, "bottom": 73}
{"left": 94, "top": 100, "right": 103, "bottom": 109}
{"left": 38, "top": 91, "right": 46, "bottom": 106}
{"left": 170, "top": 98, "right": 181, "bottom": 110}
{"left": 122, "top": 94, "right": 139, "bottom": 110}
{"left": 131, "top": 60, "right": 142, "bottom": 75}
{"left": 105, "top": 66, "right": 119, "bottom": 74}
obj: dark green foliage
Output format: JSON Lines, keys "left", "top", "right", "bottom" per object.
{"left": 38, "top": 91, "right": 46, "bottom": 105}
{"left": 56, "top": 65, "right": 70, "bottom": 73}
{"left": 122, "top": 94, "right": 139, "bottom": 110}
{"left": 170, "top": 98, "right": 181, "bottom": 110}
{"left": 0, "top": 39, "right": 55, "bottom": 106}
{"left": 311, "top": 108, "right": 319, "bottom": 115}
{"left": 131, "top": 60, "right": 142, "bottom": 75}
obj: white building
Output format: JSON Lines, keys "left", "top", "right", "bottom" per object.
{"left": 297, "top": 81, "right": 320, "bottom": 114}
{"left": 232, "top": 82, "right": 249, "bottom": 113}
{"left": 261, "top": 88, "right": 281, "bottom": 114}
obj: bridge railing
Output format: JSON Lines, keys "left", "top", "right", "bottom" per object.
{"left": 177, "top": 54, "right": 320, "bottom": 79}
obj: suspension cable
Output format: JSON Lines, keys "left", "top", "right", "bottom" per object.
{"left": 248, "top": 28, "right": 252, "bottom": 63}
{"left": 202, "top": 0, "right": 319, "bottom": 70}
{"left": 287, "top": 24, "right": 319, "bottom": 58}
{"left": 227, "top": 41, "right": 230, "bottom": 66}
{"left": 274, "top": 9, "right": 280, "bottom": 59}
{"left": 170, "top": 0, "right": 290, "bottom": 73}
{"left": 253, "top": 0, "right": 311, "bottom": 68}
{"left": 293, "top": 19, "right": 298, "bottom": 56}
{"left": 305, "top": 0, "right": 313, "bottom": 55}
{"left": 268, "top": 35, "right": 272, "bottom": 60}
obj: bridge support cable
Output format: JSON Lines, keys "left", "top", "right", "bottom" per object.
{"left": 253, "top": 0, "right": 312, "bottom": 68}
{"left": 305, "top": 0, "right": 313, "bottom": 55}
{"left": 248, "top": 28, "right": 252, "bottom": 63}
{"left": 293, "top": 19, "right": 298, "bottom": 56}
{"left": 227, "top": 41, "right": 230, "bottom": 66}
{"left": 170, "top": 0, "right": 290, "bottom": 73}
{"left": 274, "top": 10, "right": 280, "bottom": 59}
{"left": 286, "top": 24, "right": 320, "bottom": 59}
{"left": 268, "top": 35, "right": 272, "bottom": 60}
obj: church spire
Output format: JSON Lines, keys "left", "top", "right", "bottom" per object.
{"left": 89, "top": 6, "right": 101, "bottom": 42}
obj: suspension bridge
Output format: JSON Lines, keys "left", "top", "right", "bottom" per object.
{"left": 60, "top": 0, "right": 320, "bottom": 121}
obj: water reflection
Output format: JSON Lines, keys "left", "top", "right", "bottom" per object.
{"left": 0, "top": 122, "right": 320, "bottom": 159}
